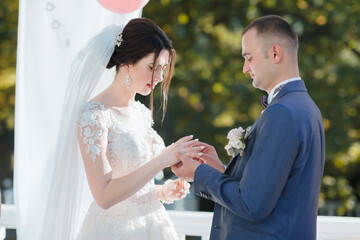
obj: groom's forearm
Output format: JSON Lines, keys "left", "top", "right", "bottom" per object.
{"left": 193, "top": 164, "right": 270, "bottom": 222}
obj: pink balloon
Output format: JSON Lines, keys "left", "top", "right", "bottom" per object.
{"left": 97, "top": 0, "right": 149, "bottom": 14}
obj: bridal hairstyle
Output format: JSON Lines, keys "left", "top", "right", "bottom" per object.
{"left": 107, "top": 18, "right": 176, "bottom": 121}
{"left": 242, "top": 15, "right": 299, "bottom": 54}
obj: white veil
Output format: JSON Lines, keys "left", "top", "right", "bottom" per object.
{"left": 40, "top": 24, "right": 124, "bottom": 239}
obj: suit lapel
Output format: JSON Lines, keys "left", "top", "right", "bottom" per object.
{"left": 225, "top": 154, "right": 239, "bottom": 174}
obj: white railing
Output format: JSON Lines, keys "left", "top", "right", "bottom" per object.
{"left": 1, "top": 204, "right": 360, "bottom": 240}
{"left": 168, "top": 210, "right": 212, "bottom": 239}
{"left": 1, "top": 204, "right": 15, "bottom": 240}
{"left": 0, "top": 226, "right": 5, "bottom": 240}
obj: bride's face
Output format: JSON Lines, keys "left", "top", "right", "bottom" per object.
{"left": 129, "top": 49, "right": 170, "bottom": 96}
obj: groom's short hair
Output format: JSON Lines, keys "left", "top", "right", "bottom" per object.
{"left": 243, "top": 15, "right": 299, "bottom": 53}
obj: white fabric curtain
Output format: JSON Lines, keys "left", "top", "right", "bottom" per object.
{"left": 14, "top": 1, "right": 141, "bottom": 239}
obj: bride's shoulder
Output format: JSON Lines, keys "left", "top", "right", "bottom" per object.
{"left": 79, "top": 101, "right": 108, "bottom": 118}
{"left": 81, "top": 101, "right": 106, "bottom": 112}
{"left": 78, "top": 101, "right": 111, "bottom": 125}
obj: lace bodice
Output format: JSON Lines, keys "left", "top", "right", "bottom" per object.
{"left": 78, "top": 100, "right": 165, "bottom": 169}
{"left": 76, "top": 101, "right": 178, "bottom": 240}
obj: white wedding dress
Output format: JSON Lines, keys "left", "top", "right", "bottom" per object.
{"left": 76, "top": 100, "right": 179, "bottom": 240}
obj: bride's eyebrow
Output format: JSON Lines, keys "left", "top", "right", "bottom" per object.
{"left": 149, "top": 63, "right": 167, "bottom": 68}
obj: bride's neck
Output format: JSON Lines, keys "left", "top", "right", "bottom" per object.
{"left": 104, "top": 76, "right": 136, "bottom": 107}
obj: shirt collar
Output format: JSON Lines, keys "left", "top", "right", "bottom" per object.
{"left": 267, "top": 77, "right": 302, "bottom": 104}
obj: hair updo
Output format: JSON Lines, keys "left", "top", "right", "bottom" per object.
{"left": 107, "top": 18, "right": 176, "bottom": 122}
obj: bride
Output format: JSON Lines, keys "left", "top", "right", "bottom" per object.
{"left": 40, "top": 18, "right": 199, "bottom": 240}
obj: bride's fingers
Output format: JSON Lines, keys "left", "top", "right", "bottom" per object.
{"left": 186, "top": 152, "right": 210, "bottom": 164}
{"left": 175, "top": 135, "right": 194, "bottom": 144}
{"left": 192, "top": 142, "right": 215, "bottom": 153}
{"left": 178, "top": 139, "right": 199, "bottom": 149}
{"left": 189, "top": 142, "right": 208, "bottom": 148}
{"left": 175, "top": 179, "right": 190, "bottom": 195}
{"left": 185, "top": 156, "right": 204, "bottom": 164}
{"left": 181, "top": 181, "right": 190, "bottom": 194}
{"left": 173, "top": 161, "right": 183, "bottom": 168}
{"left": 182, "top": 146, "right": 205, "bottom": 155}
{"left": 196, "top": 141, "right": 212, "bottom": 148}
{"left": 175, "top": 179, "right": 185, "bottom": 189}
{"left": 191, "top": 146, "right": 205, "bottom": 152}
{"left": 175, "top": 192, "right": 186, "bottom": 199}
{"left": 192, "top": 157, "right": 204, "bottom": 164}
{"left": 185, "top": 151, "right": 205, "bottom": 158}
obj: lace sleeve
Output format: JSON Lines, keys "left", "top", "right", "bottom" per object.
{"left": 78, "top": 102, "right": 110, "bottom": 162}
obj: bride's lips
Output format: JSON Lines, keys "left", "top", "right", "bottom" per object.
{"left": 147, "top": 83, "right": 156, "bottom": 89}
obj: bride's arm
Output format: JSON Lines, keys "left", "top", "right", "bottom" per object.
{"left": 80, "top": 149, "right": 170, "bottom": 209}
{"left": 78, "top": 111, "right": 194, "bottom": 209}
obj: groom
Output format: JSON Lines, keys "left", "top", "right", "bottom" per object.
{"left": 172, "top": 15, "right": 325, "bottom": 240}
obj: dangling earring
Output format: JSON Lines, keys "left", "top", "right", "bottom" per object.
{"left": 125, "top": 73, "right": 131, "bottom": 88}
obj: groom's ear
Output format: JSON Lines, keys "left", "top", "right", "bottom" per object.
{"left": 270, "top": 44, "right": 283, "bottom": 64}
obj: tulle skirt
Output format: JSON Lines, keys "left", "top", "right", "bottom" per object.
{"left": 77, "top": 200, "right": 179, "bottom": 240}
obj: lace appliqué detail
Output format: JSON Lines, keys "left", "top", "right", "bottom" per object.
{"left": 78, "top": 102, "right": 111, "bottom": 162}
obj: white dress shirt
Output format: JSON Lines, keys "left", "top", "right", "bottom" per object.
{"left": 267, "top": 77, "right": 302, "bottom": 105}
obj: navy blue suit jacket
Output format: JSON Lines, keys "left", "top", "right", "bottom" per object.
{"left": 194, "top": 81, "right": 325, "bottom": 240}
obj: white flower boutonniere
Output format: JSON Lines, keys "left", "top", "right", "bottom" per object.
{"left": 225, "top": 126, "right": 252, "bottom": 157}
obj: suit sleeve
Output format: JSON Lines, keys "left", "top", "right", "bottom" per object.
{"left": 193, "top": 104, "right": 300, "bottom": 222}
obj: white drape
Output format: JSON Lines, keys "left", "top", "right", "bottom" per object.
{"left": 14, "top": 1, "right": 141, "bottom": 239}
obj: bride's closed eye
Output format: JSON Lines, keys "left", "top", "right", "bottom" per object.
{"left": 149, "top": 64, "right": 168, "bottom": 72}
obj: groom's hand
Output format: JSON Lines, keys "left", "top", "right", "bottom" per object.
{"left": 171, "top": 151, "right": 201, "bottom": 182}
{"left": 189, "top": 142, "right": 225, "bottom": 173}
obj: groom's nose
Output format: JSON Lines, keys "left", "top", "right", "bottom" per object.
{"left": 243, "top": 61, "right": 250, "bottom": 74}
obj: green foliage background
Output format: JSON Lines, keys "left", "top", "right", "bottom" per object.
{"left": 1, "top": 0, "right": 359, "bottom": 216}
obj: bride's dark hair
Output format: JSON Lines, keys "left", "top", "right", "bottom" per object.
{"left": 107, "top": 18, "right": 176, "bottom": 122}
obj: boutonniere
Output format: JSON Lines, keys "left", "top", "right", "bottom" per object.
{"left": 225, "top": 126, "right": 252, "bottom": 157}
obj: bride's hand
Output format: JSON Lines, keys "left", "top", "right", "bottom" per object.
{"left": 157, "top": 136, "right": 199, "bottom": 168}
{"left": 161, "top": 179, "right": 190, "bottom": 203}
